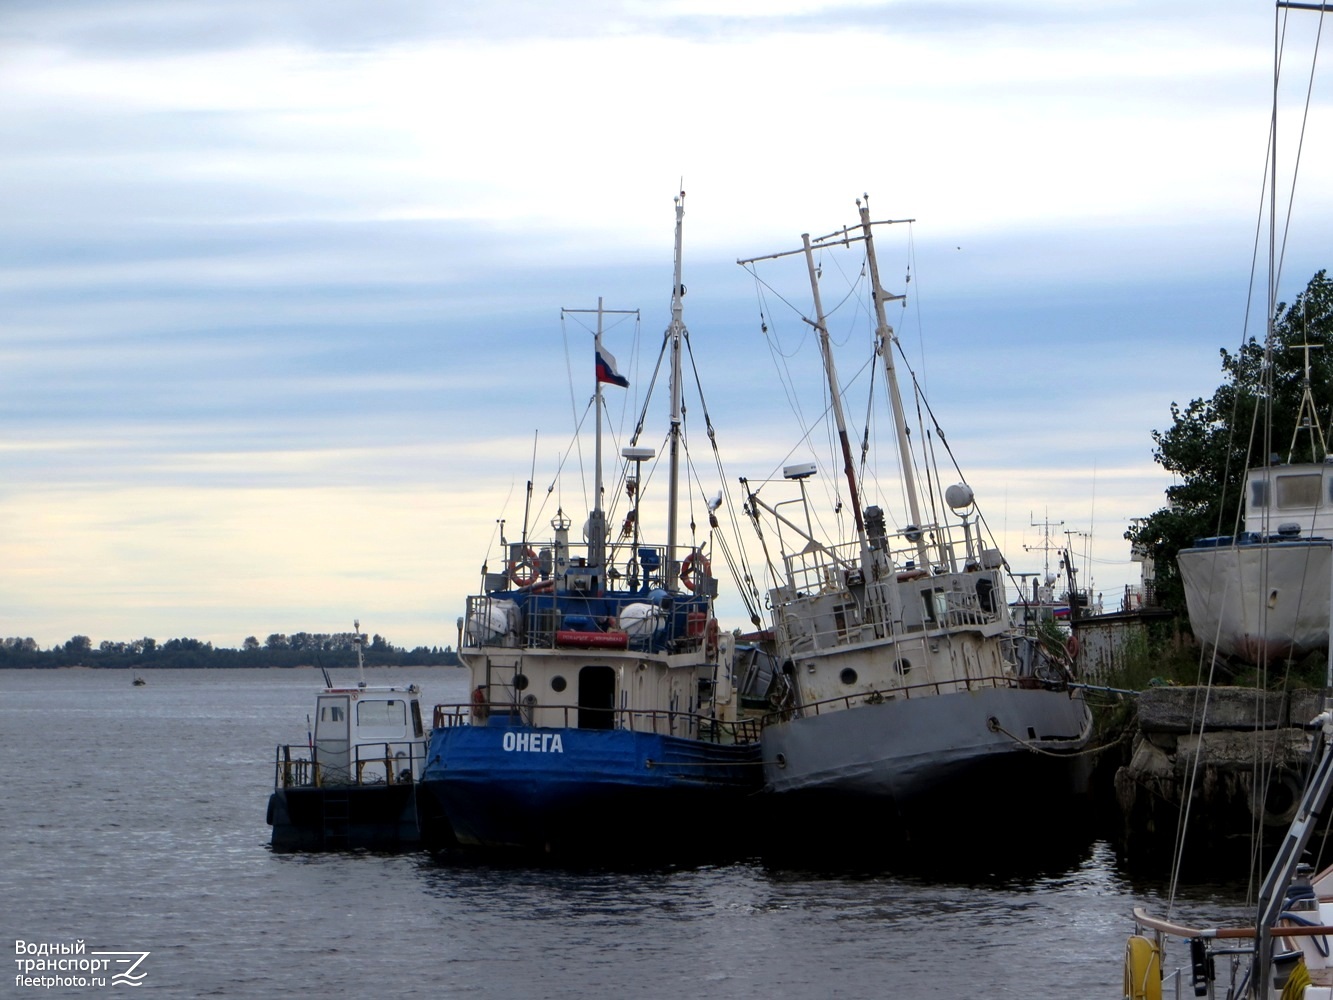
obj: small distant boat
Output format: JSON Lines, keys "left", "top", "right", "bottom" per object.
{"left": 132, "top": 675, "right": 146, "bottom": 687}
{"left": 266, "top": 621, "right": 429, "bottom": 851}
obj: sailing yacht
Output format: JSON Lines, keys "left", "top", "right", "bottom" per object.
{"left": 416, "top": 193, "right": 762, "bottom": 860}
{"left": 738, "top": 198, "right": 1093, "bottom": 855}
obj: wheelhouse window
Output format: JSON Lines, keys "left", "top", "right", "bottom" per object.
{"left": 1276, "top": 474, "right": 1321, "bottom": 509}
{"left": 357, "top": 699, "right": 406, "bottom": 727}
{"left": 410, "top": 700, "right": 424, "bottom": 738}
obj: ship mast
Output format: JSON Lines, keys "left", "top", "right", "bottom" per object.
{"left": 562, "top": 297, "right": 639, "bottom": 581}
{"left": 856, "top": 196, "right": 930, "bottom": 570}
{"left": 799, "top": 231, "right": 871, "bottom": 567}
{"left": 665, "top": 191, "right": 687, "bottom": 590}
{"left": 739, "top": 200, "right": 915, "bottom": 575}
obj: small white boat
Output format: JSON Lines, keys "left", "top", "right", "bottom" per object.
{"left": 266, "top": 622, "right": 429, "bottom": 851}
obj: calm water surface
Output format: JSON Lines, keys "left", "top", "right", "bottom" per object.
{"left": 1, "top": 667, "right": 1254, "bottom": 998}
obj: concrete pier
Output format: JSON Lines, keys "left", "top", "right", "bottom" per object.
{"left": 1112, "top": 686, "right": 1326, "bottom": 868}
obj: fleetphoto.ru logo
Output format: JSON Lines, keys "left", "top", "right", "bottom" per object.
{"left": 15, "top": 939, "right": 150, "bottom": 989}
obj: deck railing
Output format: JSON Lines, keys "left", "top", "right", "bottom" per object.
{"left": 464, "top": 593, "right": 714, "bottom": 654}
{"left": 430, "top": 702, "right": 762, "bottom": 745}
{"left": 775, "top": 671, "right": 1019, "bottom": 717}
{"left": 272, "top": 741, "right": 430, "bottom": 789}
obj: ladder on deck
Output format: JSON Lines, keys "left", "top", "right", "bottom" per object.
{"left": 321, "top": 791, "right": 350, "bottom": 848}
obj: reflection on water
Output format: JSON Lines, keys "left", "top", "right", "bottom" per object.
{"left": 1, "top": 667, "right": 1259, "bottom": 998}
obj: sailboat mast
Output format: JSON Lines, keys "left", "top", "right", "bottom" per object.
{"left": 857, "top": 198, "right": 930, "bottom": 569}
{"left": 800, "top": 232, "right": 868, "bottom": 549}
{"left": 666, "top": 191, "right": 687, "bottom": 589}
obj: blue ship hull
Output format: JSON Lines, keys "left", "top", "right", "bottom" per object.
{"left": 418, "top": 723, "right": 762, "bottom": 859}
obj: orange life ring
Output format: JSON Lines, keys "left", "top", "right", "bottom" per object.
{"left": 1066, "top": 634, "right": 1080, "bottom": 659}
{"left": 680, "top": 552, "right": 710, "bottom": 591}
{"left": 508, "top": 548, "right": 539, "bottom": 587}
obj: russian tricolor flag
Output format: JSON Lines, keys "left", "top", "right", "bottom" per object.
{"left": 596, "top": 347, "right": 630, "bottom": 388}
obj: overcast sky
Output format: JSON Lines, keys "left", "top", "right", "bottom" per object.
{"left": 3, "top": 0, "right": 1330, "bottom": 651}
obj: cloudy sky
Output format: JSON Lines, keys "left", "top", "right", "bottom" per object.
{"left": 3, "top": 0, "right": 1330, "bottom": 651}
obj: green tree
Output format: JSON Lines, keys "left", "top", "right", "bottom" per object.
{"left": 64, "top": 635, "right": 92, "bottom": 657}
{"left": 1128, "top": 270, "right": 1333, "bottom": 615}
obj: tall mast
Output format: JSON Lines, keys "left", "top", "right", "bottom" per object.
{"left": 561, "top": 298, "right": 638, "bottom": 578}
{"left": 800, "top": 231, "right": 870, "bottom": 563}
{"left": 1253, "top": 6, "right": 1329, "bottom": 992}
{"left": 739, "top": 201, "right": 915, "bottom": 573}
{"left": 592, "top": 297, "right": 609, "bottom": 576}
{"left": 857, "top": 196, "right": 930, "bottom": 569}
{"left": 665, "top": 191, "right": 687, "bottom": 589}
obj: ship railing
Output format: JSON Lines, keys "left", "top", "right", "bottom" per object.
{"left": 780, "top": 538, "right": 865, "bottom": 596}
{"left": 775, "top": 567, "right": 1005, "bottom": 656}
{"left": 772, "top": 672, "right": 1022, "bottom": 722}
{"left": 780, "top": 529, "right": 976, "bottom": 594}
{"left": 469, "top": 538, "right": 678, "bottom": 613}
{"left": 349, "top": 742, "right": 428, "bottom": 785}
{"left": 463, "top": 593, "right": 711, "bottom": 654}
{"left": 272, "top": 742, "right": 429, "bottom": 789}
{"left": 430, "top": 702, "right": 762, "bottom": 745}
{"left": 481, "top": 539, "right": 675, "bottom": 596}
{"left": 780, "top": 591, "right": 1005, "bottom": 652}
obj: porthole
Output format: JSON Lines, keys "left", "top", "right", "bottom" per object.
{"left": 551, "top": 675, "right": 567, "bottom": 693}
{"left": 893, "top": 658, "right": 911, "bottom": 676}
{"left": 839, "top": 667, "right": 858, "bottom": 685}
{"left": 514, "top": 673, "right": 530, "bottom": 691}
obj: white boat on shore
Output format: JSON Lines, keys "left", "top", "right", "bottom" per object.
{"left": 1178, "top": 454, "right": 1333, "bottom": 664}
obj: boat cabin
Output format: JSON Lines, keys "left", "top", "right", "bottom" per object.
{"left": 1241, "top": 459, "right": 1333, "bottom": 539}
{"left": 278, "top": 683, "right": 428, "bottom": 789}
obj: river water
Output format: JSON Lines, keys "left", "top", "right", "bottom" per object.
{"left": 1, "top": 667, "right": 1256, "bottom": 998}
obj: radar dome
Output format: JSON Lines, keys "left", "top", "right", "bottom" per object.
{"left": 945, "top": 483, "right": 975, "bottom": 511}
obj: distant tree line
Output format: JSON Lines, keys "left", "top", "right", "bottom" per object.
{"left": 0, "top": 631, "right": 459, "bottom": 670}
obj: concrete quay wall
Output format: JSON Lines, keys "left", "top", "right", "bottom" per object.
{"left": 1112, "top": 686, "right": 1326, "bottom": 868}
